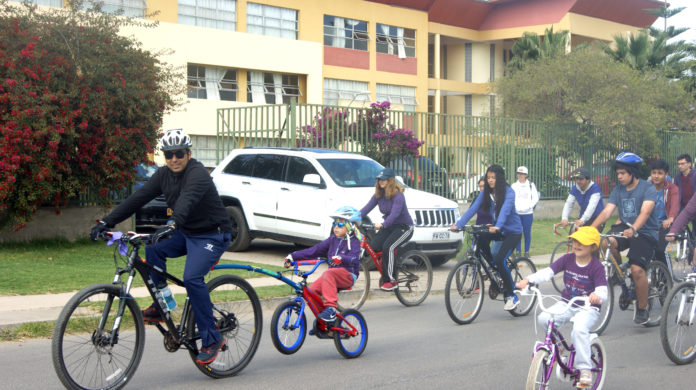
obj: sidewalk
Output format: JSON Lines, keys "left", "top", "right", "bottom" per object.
{"left": 0, "top": 252, "right": 552, "bottom": 327}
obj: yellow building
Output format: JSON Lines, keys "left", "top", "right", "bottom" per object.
{"left": 22, "top": 0, "right": 660, "bottom": 166}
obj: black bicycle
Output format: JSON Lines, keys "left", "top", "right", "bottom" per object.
{"left": 51, "top": 231, "right": 263, "bottom": 390}
{"left": 444, "top": 225, "right": 537, "bottom": 325}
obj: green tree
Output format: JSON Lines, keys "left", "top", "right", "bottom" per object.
{"left": 0, "top": 0, "right": 183, "bottom": 230}
{"left": 507, "top": 26, "right": 569, "bottom": 71}
{"left": 495, "top": 48, "right": 693, "bottom": 159}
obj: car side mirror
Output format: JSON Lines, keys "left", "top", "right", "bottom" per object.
{"left": 303, "top": 173, "right": 322, "bottom": 187}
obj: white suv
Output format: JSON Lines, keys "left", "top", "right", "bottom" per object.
{"left": 211, "top": 148, "right": 463, "bottom": 266}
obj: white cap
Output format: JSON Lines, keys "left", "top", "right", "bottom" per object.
{"left": 516, "top": 166, "right": 528, "bottom": 174}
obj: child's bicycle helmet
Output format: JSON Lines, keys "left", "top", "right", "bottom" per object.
{"left": 330, "top": 206, "right": 362, "bottom": 224}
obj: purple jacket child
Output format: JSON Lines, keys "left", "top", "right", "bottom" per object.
{"left": 289, "top": 232, "right": 361, "bottom": 278}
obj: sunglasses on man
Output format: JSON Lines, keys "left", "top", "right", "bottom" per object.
{"left": 164, "top": 149, "right": 188, "bottom": 159}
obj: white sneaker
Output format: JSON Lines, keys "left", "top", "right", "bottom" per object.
{"left": 503, "top": 295, "right": 519, "bottom": 311}
{"left": 577, "top": 369, "right": 593, "bottom": 388}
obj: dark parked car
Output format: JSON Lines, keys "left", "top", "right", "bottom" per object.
{"left": 388, "top": 156, "right": 453, "bottom": 199}
{"left": 134, "top": 163, "right": 169, "bottom": 232}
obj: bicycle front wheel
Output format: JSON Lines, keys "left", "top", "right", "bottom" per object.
{"left": 645, "top": 261, "right": 673, "bottom": 327}
{"left": 549, "top": 240, "right": 571, "bottom": 293}
{"left": 591, "top": 278, "right": 614, "bottom": 336}
{"left": 444, "top": 258, "right": 484, "bottom": 325}
{"left": 660, "top": 281, "right": 696, "bottom": 365}
{"left": 333, "top": 309, "right": 368, "bottom": 359}
{"left": 395, "top": 250, "right": 433, "bottom": 307}
{"left": 337, "top": 261, "right": 370, "bottom": 311}
{"left": 510, "top": 257, "right": 537, "bottom": 317}
{"left": 52, "top": 283, "right": 145, "bottom": 390}
{"left": 525, "top": 349, "right": 552, "bottom": 390}
{"left": 590, "top": 337, "right": 608, "bottom": 388}
{"left": 187, "top": 275, "right": 263, "bottom": 378}
{"left": 270, "top": 300, "right": 307, "bottom": 355}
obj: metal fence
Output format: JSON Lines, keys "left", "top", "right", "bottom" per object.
{"left": 217, "top": 101, "right": 696, "bottom": 201}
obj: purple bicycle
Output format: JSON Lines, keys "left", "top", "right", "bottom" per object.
{"left": 520, "top": 286, "right": 607, "bottom": 389}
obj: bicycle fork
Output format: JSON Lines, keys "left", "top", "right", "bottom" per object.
{"left": 676, "top": 285, "right": 696, "bottom": 326}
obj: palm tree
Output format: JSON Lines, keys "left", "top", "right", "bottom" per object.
{"left": 507, "top": 26, "right": 569, "bottom": 71}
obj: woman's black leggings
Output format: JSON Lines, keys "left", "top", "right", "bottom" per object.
{"left": 370, "top": 224, "right": 414, "bottom": 281}
{"left": 478, "top": 231, "right": 522, "bottom": 297}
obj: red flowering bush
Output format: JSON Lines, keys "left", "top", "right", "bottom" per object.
{"left": 0, "top": 1, "right": 181, "bottom": 230}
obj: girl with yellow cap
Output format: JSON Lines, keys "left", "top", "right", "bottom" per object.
{"left": 516, "top": 226, "right": 607, "bottom": 388}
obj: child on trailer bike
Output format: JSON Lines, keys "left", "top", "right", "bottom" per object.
{"left": 284, "top": 207, "right": 362, "bottom": 323}
{"left": 451, "top": 164, "right": 523, "bottom": 311}
{"left": 516, "top": 226, "right": 608, "bottom": 388}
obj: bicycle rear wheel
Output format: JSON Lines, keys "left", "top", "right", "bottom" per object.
{"left": 525, "top": 349, "right": 552, "bottom": 390}
{"left": 645, "top": 261, "right": 673, "bottom": 327}
{"left": 444, "top": 258, "right": 484, "bottom": 325}
{"left": 510, "top": 257, "right": 537, "bottom": 317}
{"left": 52, "top": 283, "right": 145, "bottom": 390}
{"left": 549, "top": 240, "right": 571, "bottom": 293}
{"left": 590, "top": 274, "right": 614, "bottom": 336}
{"left": 660, "top": 281, "right": 696, "bottom": 365}
{"left": 337, "top": 261, "right": 370, "bottom": 311}
{"left": 395, "top": 250, "right": 433, "bottom": 307}
{"left": 187, "top": 275, "right": 263, "bottom": 378}
{"left": 333, "top": 309, "right": 368, "bottom": 358}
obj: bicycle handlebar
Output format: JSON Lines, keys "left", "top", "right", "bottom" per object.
{"left": 102, "top": 231, "right": 153, "bottom": 245}
{"left": 553, "top": 222, "right": 578, "bottom": 237}
{"left": 287, "top": 258, "right": 327, "bottom": 277}
{"left": 600, "top": 222, "right": 638, "bottom": 238}
{"left": 449, "top": 224, "right": 490, "bottom": 234}
{"left": 517, "top": 286, "right": 595, "bottom": 315}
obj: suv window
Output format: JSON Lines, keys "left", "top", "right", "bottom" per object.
{"left": 223, "top": 154, "right": 255, "bottom": 176}
{"left": 252, "top": 154, "right": 287, "bottom": 181}
{"left": 318, "top": 158, "right": 383, "bottom": 187}
{"left": 286, "top": 156, "right": 322, "bottom": 185}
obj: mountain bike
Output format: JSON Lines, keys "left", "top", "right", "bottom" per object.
{"left": 664, "top": 228, "right": 696, "bottom": 283}
{"left": 338, "top": 222, "right": 432, "bottom": 309}
{"left": 444, "top": 225, "right": 537, "bottom": 325}
{"left": 52, "top": 231, "right": 263, "bottom": 390}
{"left": 549, "top": 223, "right": 578, "bottom": 293}
{"left": 591, "top": 224, "right": 673, "bottom": 335}
{"left": 519, "top": 286, "right": 607, "bottom": 390}
{"left": 659, "top": 271, "right": 696, "bottom": 365}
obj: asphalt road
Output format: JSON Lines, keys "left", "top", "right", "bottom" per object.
{"left": 1, "top": 239, "right": 693, "bottom": 389}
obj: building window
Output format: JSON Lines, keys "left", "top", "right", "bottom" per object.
{"left": 376, "top": 24, "right": 415, "bottom": 58}
{"left": 376, "top": 84, "right": 417, "bottom": 111}
{"left": 16, "top": 0, "right": 62, "bottom": 6}
{"left": 190, "top": 135, "right": 218, "bottom": 168}
{"left": 323, "top": 15, "right": 369, "bottom": 51}
{"left": 323, "top": 79, "right": 370, "bottom": 106}
{"left": 247, "top": 71, "right": 301, "bottom": 104}
{"left": 178, "top": 0, "right": 236, "bottom": 31}
{"left": 82, "top": 0, "right": 147, "bottom": 18}
{"left": 246, "top": 2, "right": 297, "bottom": 39}
{"left": 187, "top": 64, "right": 238, "bottom": 101}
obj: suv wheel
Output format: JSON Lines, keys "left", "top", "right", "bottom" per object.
{"left": 226, "top": 206, "right": 251, "bottom": 252}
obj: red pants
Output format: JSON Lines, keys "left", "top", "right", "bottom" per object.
{"left": 309, "top": 267, "right": 354, "bottom": 308}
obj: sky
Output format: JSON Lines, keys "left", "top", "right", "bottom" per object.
{"left": 652, "top": 0, "right": 696, "bottom": 43}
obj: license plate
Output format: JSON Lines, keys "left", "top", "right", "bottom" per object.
{"left": 432, "top": 231, "right": 450, "bottom": 240}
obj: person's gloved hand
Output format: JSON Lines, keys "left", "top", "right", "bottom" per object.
{"left": 152, "top": 224, "right": 175, "bottom": 245}
{"left": 329, "top": 256, "right": 342, "bottom": 267}
{"left": 283, "top": 255, "right": 293, "bottom": 268}
{"left": 90, "top": 220, "right": 110, "bottom": 241}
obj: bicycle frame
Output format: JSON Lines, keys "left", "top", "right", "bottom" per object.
{"left": 461, "top": 225, "right": 512, "bottom": 294}
{"left": 533, "top": 318, "right": 578, "bottom": 380}
{"left": 214, "top": 260, "right": 359, "bottom": 337}
{"left": 103, "top": 233, "right": 200, "bottom": 352}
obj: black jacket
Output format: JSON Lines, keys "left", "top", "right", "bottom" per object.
{"left": 103, "top": 159, "right": 232, "bottom": 235}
